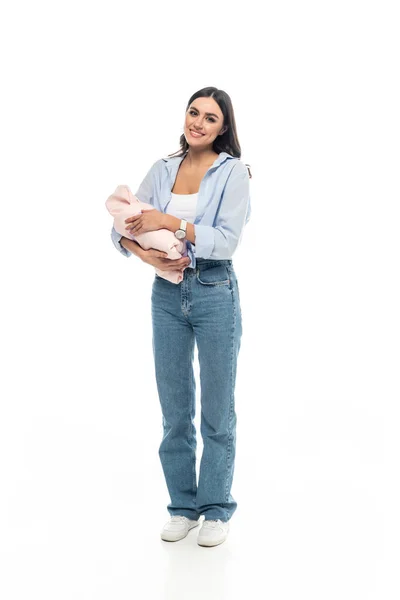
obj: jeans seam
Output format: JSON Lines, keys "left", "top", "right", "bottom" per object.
{"left": 189, "top": 345, "right": 197, "bottom": 509}
{"left": 224, "top": 280, "right": 236, "bottom": 511}
{"left": 184, "top": 330, "right": 197, "bottom": 515}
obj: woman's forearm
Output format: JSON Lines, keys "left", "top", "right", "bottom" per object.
{"left": 162, "top": 214, "right": 196, "bottom": 244}
{"left": 120, "top": 236, "right": 143, "bottom": 258}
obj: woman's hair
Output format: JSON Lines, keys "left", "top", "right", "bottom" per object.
{"left": 168, "top": 86, "right": 252, "bottom": 179}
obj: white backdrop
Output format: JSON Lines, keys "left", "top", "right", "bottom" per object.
{"left": 1, "top": 1, "right": 399, "bottom": 598}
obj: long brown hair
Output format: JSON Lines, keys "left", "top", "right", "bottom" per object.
{"left": 168, "top": 87, "right": 252, "bottom": 179}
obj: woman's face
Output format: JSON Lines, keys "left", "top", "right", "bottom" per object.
{"left": 184, "top": 97, "right": 226, "bottom": 149}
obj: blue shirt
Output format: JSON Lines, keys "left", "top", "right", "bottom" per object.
{"left": 110, "top": 150, "right": 251, "bottom": 269}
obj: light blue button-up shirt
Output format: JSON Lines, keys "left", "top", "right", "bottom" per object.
{"left": 110, "top": 150, "right": 251, "bottom": 269}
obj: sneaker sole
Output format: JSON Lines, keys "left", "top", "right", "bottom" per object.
{"left": 197, "top": 535, "right": 228, "bottom": 547}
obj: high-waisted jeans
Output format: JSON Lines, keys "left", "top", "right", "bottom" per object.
{"left": 151, "top": 258, "right": 242, "bottom": 523}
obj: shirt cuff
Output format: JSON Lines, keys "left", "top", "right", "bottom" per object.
{"left": 186, "top": 244, "right": 196, "bottom": 269}
{"left": 193, "top": 224, "right": 214, "bottom": 260}
{"left": 111, "top": 227, "right": 132, "bottom": 257}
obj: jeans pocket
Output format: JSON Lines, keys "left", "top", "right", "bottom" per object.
{"left": 196, "top": 264, "right": 231, "bottom": 286}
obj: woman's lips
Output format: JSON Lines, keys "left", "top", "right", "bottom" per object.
{"left": 190, "top": 130, "right": 204, "bottom": 138}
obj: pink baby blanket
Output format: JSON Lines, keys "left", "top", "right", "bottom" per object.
{"left": 106, "top": 185, "right": 188, "bottom": 284}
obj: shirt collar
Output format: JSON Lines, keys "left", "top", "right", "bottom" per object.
{"left": 159, "top": 151, "right": 236, "bottom": 214}
{"left": 161, "top": 151, "right": 235, "bottom": 170}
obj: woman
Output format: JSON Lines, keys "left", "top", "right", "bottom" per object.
{"left": 110, "top": 87, "right": 251, "bottom": 547}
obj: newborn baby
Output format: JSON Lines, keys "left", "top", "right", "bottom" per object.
{"left": 106, "top": 184, "right": 188, "bottom": 284}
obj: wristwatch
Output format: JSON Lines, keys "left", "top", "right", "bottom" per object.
{"left": 174, "top": 219, "right": 187, "bottom": 240}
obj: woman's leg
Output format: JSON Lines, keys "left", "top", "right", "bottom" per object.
{"left": 191, "top": 260, "right": 242, "bottom": 522}
{"left": 151, "top": 275, "right": 199, "bottom": 521}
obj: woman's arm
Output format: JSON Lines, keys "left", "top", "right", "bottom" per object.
{"left": 110, "top": 226, "right": 148, "bottom": 259}
{"left": 113, "top": 226, "right": 190, "bottom": 271}
{"left": 161, "top": 214, "right": 196, "bottom": 244}
{"left": 110, "top": 225, "right": 135, "bottom": 257}
{"left": 120, "top": 233, "right": 190, "bottom": 272}
{"left": 119, "top": 236, "right": 144, "bottom": 258}
{"left": 193, "top": 161, "right": 251, "bottom": 259}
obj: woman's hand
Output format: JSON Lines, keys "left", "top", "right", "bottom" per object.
{"left": 140, "top": 248, "right": 191, "bottom": 272}
{"left": 120, "top": 238, "right": 190, "bottom": 272}
{"left": 125, "top": 209, "right": 165, "bottom": 236}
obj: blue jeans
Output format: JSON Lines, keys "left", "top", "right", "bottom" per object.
{"left": 151, "top": 258, "right": 242, "bottom": 523}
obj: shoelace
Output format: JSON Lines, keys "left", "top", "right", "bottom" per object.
{"left": 170, "top": 516, "right": 189, "bottom": 522}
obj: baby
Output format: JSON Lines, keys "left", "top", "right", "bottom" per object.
{"left": 106, "top": 184, "right": 189, "bottom": 284}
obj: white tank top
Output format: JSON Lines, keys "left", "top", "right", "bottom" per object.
{"left": 166, "top": 192, "right": 198, "bottom": 224}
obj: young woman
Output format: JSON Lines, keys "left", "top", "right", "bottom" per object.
{"left": 110, "top": 87, "right": 251, "bottom": 547}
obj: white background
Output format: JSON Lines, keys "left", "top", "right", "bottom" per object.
{"left": 1, "top": 1, "right": 399, "bottom": 598}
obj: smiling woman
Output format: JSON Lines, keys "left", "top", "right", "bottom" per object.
{"left": 182, "top": 97, "right": 228, "bottom": 154}
{"left": 109, "top": 86, "right": 252, "bottom": 547}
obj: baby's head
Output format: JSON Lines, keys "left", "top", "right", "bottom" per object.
{"left": 105, "top": 185, "right": 140, "bottom": 216}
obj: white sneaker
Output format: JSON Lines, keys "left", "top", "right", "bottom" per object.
{"left": 160, "top": 516, "right": 200, "bottom": 542}
{"left": 197, "top": 519, "right": 230, "bottom": 547}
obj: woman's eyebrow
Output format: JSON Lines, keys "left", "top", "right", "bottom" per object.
{"left": 190, "top": 105, "right": 220, "bottom": 119}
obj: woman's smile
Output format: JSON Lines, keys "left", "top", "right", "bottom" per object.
{"left": 190, "top": 130, "right": 205, "bottom": 138}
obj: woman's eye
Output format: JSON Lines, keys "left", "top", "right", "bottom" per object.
{"left": 189, "top": 110, "right": 215, "bottom": 122}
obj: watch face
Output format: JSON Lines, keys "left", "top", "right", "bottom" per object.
{"left": 176, "top": 230, "right": 186, "bottom": 239}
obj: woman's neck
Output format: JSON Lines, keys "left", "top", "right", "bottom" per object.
{"left": 184, "top": 148, "right": 219, "bottom": 168}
